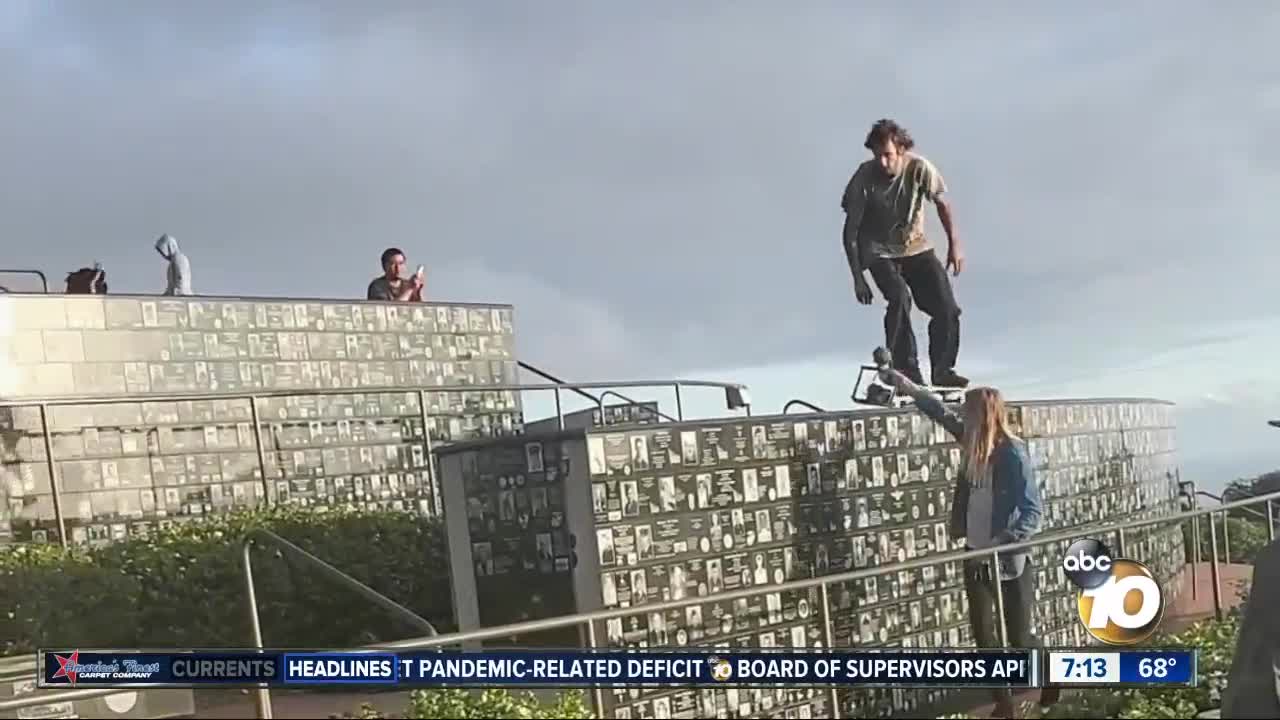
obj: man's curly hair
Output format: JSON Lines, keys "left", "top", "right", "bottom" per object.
{"left": 864, "top": 119, "right": 915, "bottom": 151}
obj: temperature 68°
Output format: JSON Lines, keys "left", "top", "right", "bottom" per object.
{"left": 1138, "top": 657, "right": 1176, "bottom": 679}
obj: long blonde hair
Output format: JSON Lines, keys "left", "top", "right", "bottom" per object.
{"left": 961, "top": 387, "right": 1019, "bottom": 484}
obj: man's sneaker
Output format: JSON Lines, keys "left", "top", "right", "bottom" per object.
{"left": 932, "top": 370, "right": 970, "bottom": 388}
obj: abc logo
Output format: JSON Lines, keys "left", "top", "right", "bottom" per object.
{"left": 1062, "top": 538, "right": 1164, "bottom": 645}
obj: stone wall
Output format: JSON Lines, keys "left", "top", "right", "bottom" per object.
{"left": 0, "top": 294, "right": 522, "bottom": 544}
{"left": 439, "top": 399, "right": 1185, "bottom": 719}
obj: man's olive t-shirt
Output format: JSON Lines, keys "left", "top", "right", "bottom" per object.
{"left": 841, "top": 152, "right": 948, "bottom": 260}
{"left": 367, "top": 276, "right": 404, "bottom": 301}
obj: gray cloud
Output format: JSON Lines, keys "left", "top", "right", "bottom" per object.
{"left": 4, "top": 3, "right": 1280, "bottom": 479}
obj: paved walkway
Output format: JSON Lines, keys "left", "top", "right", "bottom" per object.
{"left": 1166, "top": 561, "right": 1253, "bottom": 625}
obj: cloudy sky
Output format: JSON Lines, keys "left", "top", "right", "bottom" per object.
{"left": 4, "top": 2, "right": 1278, "bottom": 491}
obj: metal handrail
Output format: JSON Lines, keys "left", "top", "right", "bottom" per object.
{"left": 367, "top": 487, "right": 1280, "bottom": 652}
{"left": 244, "top": 529, "right": 439, "bottom": 637}
{"left": 0, "top": 530, "right": 442, "bottom": 718}
{"left": 0, "top": 379, "right": 747, "bottom": 409}
{"left": 1197, "top": 490, "right": 1271, "bottom": 523}
{"left": 239, "top": 529, "right": 439, "bottom": 718}
{"left": 2, "top": 378, "right": 748, "bottom": 546}
{"left": 783, "top": 399, "right": 828, "bottom": 413}
{"left": 0, "top": 269, "right": 48, "bottom": 293}
{"left": 517, "top": 361, "right": 677, "bottom": 424}
{"left": 1196, "top": 489, "right": 1279, "bottom": 564}
{"left": 8, "top": 488, "right": 1276, "bottom": 716}
{"left": 517, "top": 361, "right": 603, "bottom": 408}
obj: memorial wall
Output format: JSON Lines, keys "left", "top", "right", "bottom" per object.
{"left": 524, "top": 401, "right": 664, "bottom": 435}
{"left": 0, "top": 292, "right": 1192, "bottom": 717}
{"left": 437, "top": 399, "right": 1185, "bottom": 719}
{"left": 0, "top": 294, "right": 522, "bottom": 545}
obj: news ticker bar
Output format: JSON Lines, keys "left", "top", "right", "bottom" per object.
{"left": 37, "top": 648, "right": 1196, "bottom": 689}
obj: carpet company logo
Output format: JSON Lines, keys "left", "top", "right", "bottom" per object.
{"left": 45, "top": 651, "right": 161, "bottom": 685}
{"left": 50, "top": 651, "right": 83, "bottom": 685}
{"left": 1062, "top": 538, "right": 1165, "bottom": 645}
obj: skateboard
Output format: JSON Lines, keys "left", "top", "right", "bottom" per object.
{"left": 851, "top": 347, "right": 966, "bottom": 408}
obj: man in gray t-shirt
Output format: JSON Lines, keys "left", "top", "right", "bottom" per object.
{"left": 367, "top": 247, "right": 424, "bottom": 302}
{"left": 841, "top": 118, "right": 967, "bottom": 388}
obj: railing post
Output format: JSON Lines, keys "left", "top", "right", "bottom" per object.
{"left": 819, "top": 582, "right": 842, "bottom": 719}
{"left": 674, "top": 383, "right": 684, "bottom": 421}
{"left": 417, "top": 390, "right": 439, "bottom": 516}
{"left": 1269, "top": 499, "right": 1277, "bottom": 543}
{"left": 991, "top": 549, "right": 1009, "bottom": 648}
{"left": 555, "top": 387, "right": 565, "bottom": 430}
{"left": 1208, "top": 512, "right": 1224, "bottom": 621}
{"left": 1222, "top": 515, "right": 1231, "bottom": 564}
{"left": 584, "top": 619, "right": 604, "bottom": 717}
{"left": 38, "top": 403, "right": 68, "bottom": 547}
{"left": 1191, "top": 513, "right": 1201, "bottom": 601}
{"left": 248, "top": 395, "right": 272, "bottom": 506}
{"left": 242, "top": 541, "right": 274, "bottom": 719}
{"left": 1116, "top": 527, "right": 1126, "bottom": 557}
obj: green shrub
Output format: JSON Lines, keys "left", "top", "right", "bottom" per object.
{"left": 1043, "top": 609, "right": 1243, "bottom": 719}
{"left": 333, "top": 689, "right": 592, "bottom": 719}
{"left": 0, "top": 506, "right": 453, "bottom": 656}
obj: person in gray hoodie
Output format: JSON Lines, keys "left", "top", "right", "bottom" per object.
{"left": 154, "top": 234, "right": 193, "bottom": 296}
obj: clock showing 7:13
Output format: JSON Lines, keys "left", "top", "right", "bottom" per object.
{"left": 1048, "top": 652, "right": 1120, "bottom": 684}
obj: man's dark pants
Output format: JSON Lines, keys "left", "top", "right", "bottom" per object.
{"left": 867, "top": 250, "right": 960, "bottom": 382}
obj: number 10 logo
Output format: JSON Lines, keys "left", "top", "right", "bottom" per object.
{"left": 1062, "top": 538, "right": 1165, "bottom": 645}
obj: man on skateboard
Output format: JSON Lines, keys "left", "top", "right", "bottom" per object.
{"left": 841, "top": 118, "right": 968, "bottom": 388}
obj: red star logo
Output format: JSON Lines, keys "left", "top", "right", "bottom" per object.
{"left": 51, "top": 652, "right": 79, "bottom": 685}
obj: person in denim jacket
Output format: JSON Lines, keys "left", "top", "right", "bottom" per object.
{"left": 880, "top": 369, "right": 1059, "bottom": 717}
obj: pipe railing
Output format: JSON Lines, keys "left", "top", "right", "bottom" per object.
{"left": 517, "top": 361, "right": 679, "bottom": 425}
{"left": 268, "top": 486, "right": 1279, "bottom": 718}
{"left": 516, "top": 361, "right": 601, "bottom": 407}
{"left": 783, "top": 399, "right": 828, "bottom": 414}
{"left": 6, "top": 487, "right": 1277, "bottom": 716}
{"left": 0, "top": 379, "right": 749, "bottom": 408}
{"left": 1198, "top": 490, "right": 1271, "bottom": 524}
{"left": 245, "top": 529, "right": 439, "bottom": 637}
{"left": 0, "top": 268, "right": 49, "bottom": 293}
{"left": 365, "top": 488, "right": 1280, "bottom": 651}
{"left": 0, "top": 377, "right": 748, "bottom": 547}
{"left": 1194, "top": 489, "right": 1278, "bottom": 564}
{"left": 239, "top": 529, "right": 440, "bottom": 718}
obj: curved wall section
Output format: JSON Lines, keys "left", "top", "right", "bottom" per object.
{"left": 0, "top": 294, "right": 523, "bottom": 544}
{"left": 437, "top": 398, "right": 1185, "bottom": 719}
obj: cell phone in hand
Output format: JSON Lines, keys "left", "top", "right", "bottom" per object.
{"left": 415, "top": 265, "right": 425, "bottom": 278}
